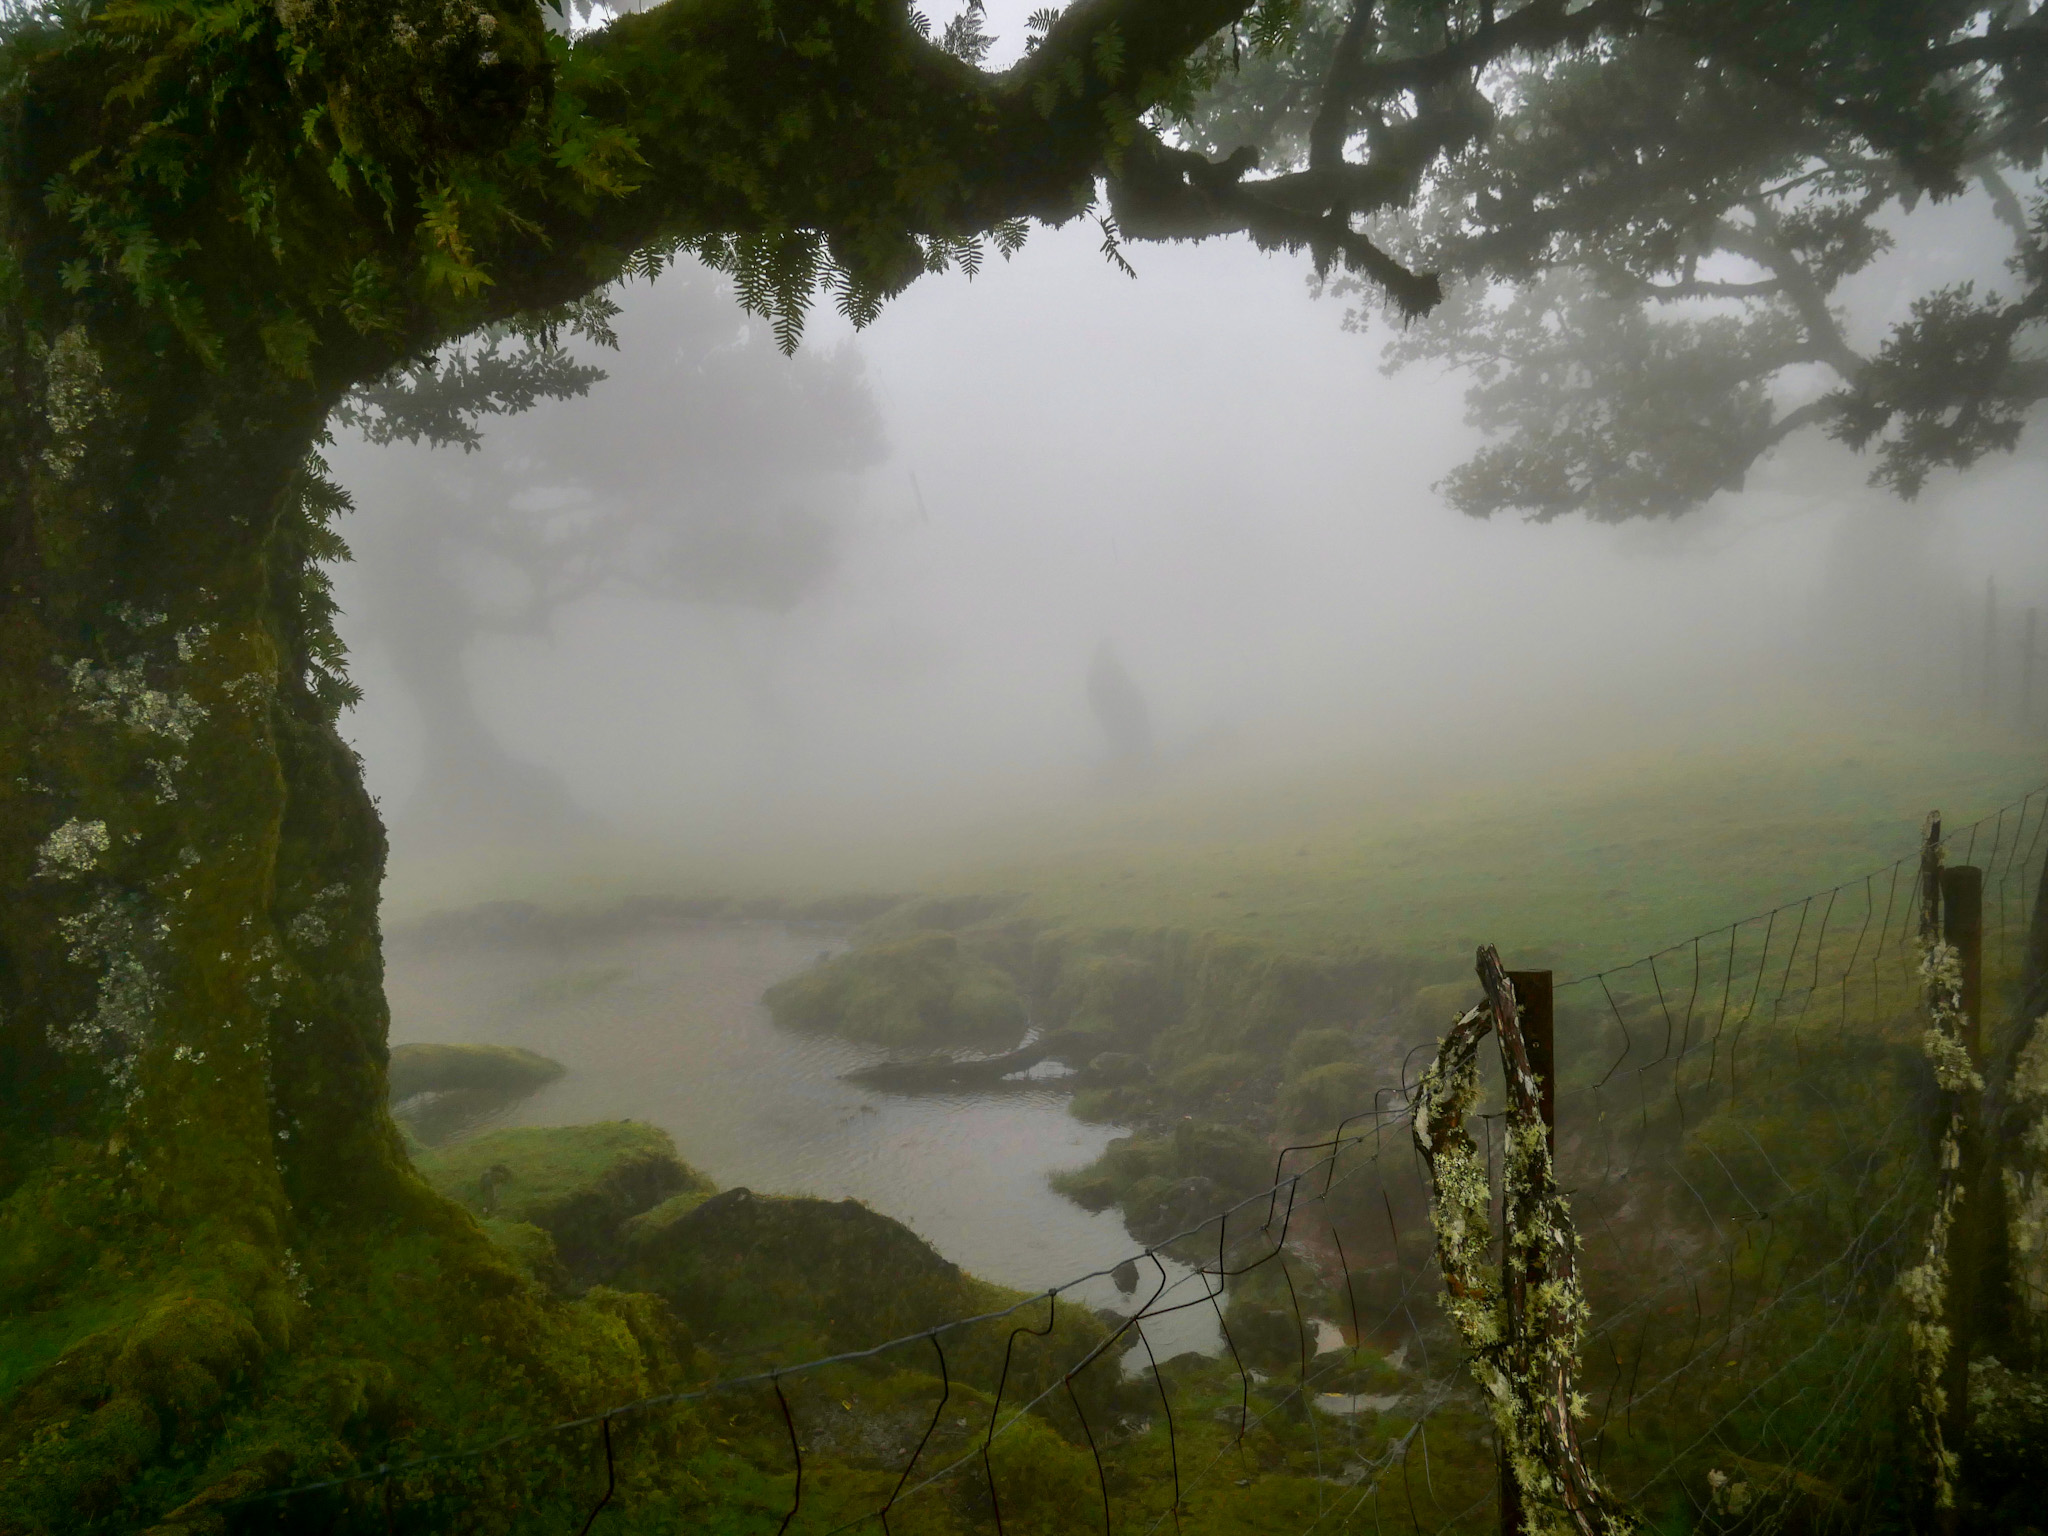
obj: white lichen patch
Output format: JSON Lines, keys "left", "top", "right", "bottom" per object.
{"left": 1413, "top": 987, "right": 1632, "bottom": 1533}
{"left": 1900, "top": 855, "right": 1983, "bottom": 1512}
{"left": 51, "top": 892, "right": 168, "bottom": 1083}
{"left": 64, "top": 655, "right": 208, "bottom": 743}
{"left": 174, "top": 623, "right": 215, "bottom": 662}
{"left": 111, "top": 602, "right": 168, "bottom": 632}
{"left": 223, "top": 670, "right": 276, "bottom": 711}
{"left": 286, "top": 882, "right": 349, "bottom": 949}
{"left": 35, "top": 817, "right": 110, "bottom": 879}
{"left": 146, "top": 755, "right": 186, "bottom": 804}
{"left": 41, "top": 324, "right": 112, "bottom": 478}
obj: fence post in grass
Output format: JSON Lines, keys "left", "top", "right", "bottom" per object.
{"left": 1498, "top": 969, "right": 1554, "bottom": 1536}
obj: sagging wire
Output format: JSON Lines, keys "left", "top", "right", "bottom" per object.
{"left": 773, "top": 1374, "right": 801, "bottom": 1536}
{"left": 575, "top": 1415, "right": 615, "bottom": 1536}
{"left": 981, "top": 1290, "right": 1057, "bottom": 1535}
{"left": 878, "top": 1332, "right": 950, "bottom": 1534}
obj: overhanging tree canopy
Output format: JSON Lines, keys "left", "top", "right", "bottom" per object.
{"left": 1175, "top": 4, "right": 2048, "bottom": 519}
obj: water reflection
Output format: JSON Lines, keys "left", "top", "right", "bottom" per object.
{"left": 385, "top": 920, "right": 1218, "bottom": 1356}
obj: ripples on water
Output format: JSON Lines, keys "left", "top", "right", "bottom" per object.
{"left": 386, "top": 921, "right": 1218, "bottom": 1357}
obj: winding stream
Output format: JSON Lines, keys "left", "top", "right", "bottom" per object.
{"left": 385, "top": 920, "right": 1218, "bottom": 1356}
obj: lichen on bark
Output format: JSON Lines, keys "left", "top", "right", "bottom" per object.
{"left": 1411, "top": 948, "right": 1632, "bottom": 1536}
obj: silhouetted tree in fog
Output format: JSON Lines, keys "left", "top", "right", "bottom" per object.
{"left": 340, "top": 272, "right": 884, "bottom": 842}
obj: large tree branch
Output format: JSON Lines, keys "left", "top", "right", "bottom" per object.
{"left": 1308, "top": 1, "right": 1378, "bottom": 176}
{"left": 1107, "top": 134, "right": 1443, "bottom": 314}
{"left": 1715, "top": 213, "right": 1867, "bottom": 380}
{"left": 1343, "top": 0, "right": 1644, "bottom": 102}
{"left": 480, "top": 0, "right": 1261, "bottom": 324}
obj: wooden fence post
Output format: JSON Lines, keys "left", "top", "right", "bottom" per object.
{"left": 1508, "top": 972, "right": 1556, "bottom": 1153}
{"left": 1499, "top": 969, "right": 1555, "bottom": 1536}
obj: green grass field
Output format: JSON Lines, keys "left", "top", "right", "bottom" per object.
{"left": 386, "top": 709, "right": 2046, "bottom": 981}
{"left": 945, "top": 727, "right": 2046, "bottom": 977}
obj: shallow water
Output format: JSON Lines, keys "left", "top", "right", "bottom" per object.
{"left": 385, "top": 920, "right": 1218, "bottom": 1356}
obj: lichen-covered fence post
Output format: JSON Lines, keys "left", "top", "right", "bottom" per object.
{"left": 1411, "top": 945, "right": 1633, "bottom": 1535}
{"left": 1902, "top": 811, "right": 1985, "bottom": 1523}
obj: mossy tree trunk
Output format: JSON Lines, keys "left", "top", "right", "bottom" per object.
{"left": 1, "top": 362, "right": 392, "bottom": 1214}
{"left": 0, "top": 0, "right": 1281, "bottom": 1524}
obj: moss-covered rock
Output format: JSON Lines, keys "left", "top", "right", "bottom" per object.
{"left": 613, "top": 1186, "right": 1127, "bottom": 1439}
{"left": 614, "top": 1187, "right": 983, "bottom": 1358}
{"left": 387, "top": 1042, "right": 565, "bottom": 1101}
{"left": 1052, "top": 1121, "right": 1272, "bottom": 1247}
{"left": 764, "top": 930, "right": 1026, "bottom": 1048}
{"left": 411, "top": 1122, "right": 712, "bottom": 1284}
{"left": 387, "top": 1042, "right": 566, "bottom": 1146}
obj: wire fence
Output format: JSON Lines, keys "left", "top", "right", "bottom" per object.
{"left": 221, "top": 784, "right": 2048, "bottom": 1535}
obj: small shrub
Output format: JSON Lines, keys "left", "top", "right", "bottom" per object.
{"left": 1283, "top": 1027, "right": 1354, "bottom": 1079}
{"left": 1277, "top": 1060, "right": 1377, "bottom": 1134}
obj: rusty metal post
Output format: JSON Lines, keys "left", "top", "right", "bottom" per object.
{"left": 1508, "top": 971, "right": 1556, "bottom": 1153}
{"left": 1498, "top": 970, "right": 1555, "bottom": 1535}
{"left": 1939, "top": 866, "right": 1984, "bottom": 1534}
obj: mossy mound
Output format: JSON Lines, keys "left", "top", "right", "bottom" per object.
{"left": 614, "top": 1188, "right": 983, "bottom": 1359}
{"left": 411, "top": 1122, "right": 712, "bottom": 1285}
{"left": 387, "top": 1043, "right": 567, "bottom": 1145}
{"left": 764, "top": 930, "right": 1025, "bottom": 1048}
{"left": 1051, "top": 1122, "right": 1272, "bottom": 1248}
{"left": 387, "top": 1043, "right": 565, "bottom": 1101}
{"left": 0, "top": 1169, "right": 698, "bottom": 1535}
{"left": 1965, "top": 1360, "right": 2048, "bottom": 1531}
{"left": 613, "top": 1187, "right": 1126, "bottom": 1434}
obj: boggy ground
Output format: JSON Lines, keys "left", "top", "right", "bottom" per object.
{"left": 274, "top": 1117, "right": 1477, "bottom": 1535}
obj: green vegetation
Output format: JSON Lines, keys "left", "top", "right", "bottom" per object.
{"left": 387, "top": 1042, "right": 566, "bottom": 1101}
{"left": 765, "top": 929, "right": 1027, "bottom": 1048}
{"left": 387, "top": 1041, "right": 566, "bottom": 1144}
{"left": 413, "top": 1122, "right": 711, "bottom": 1283}
{"left": 1052, "top": 1122, "right": 1272, "bottom": 1247}
{"left": 944, "top": 727, "right": 2046, "bottom": 976}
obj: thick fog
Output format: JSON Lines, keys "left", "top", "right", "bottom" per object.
{"left": 326, "top": 185, "right": 2048, "bottom": 905}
